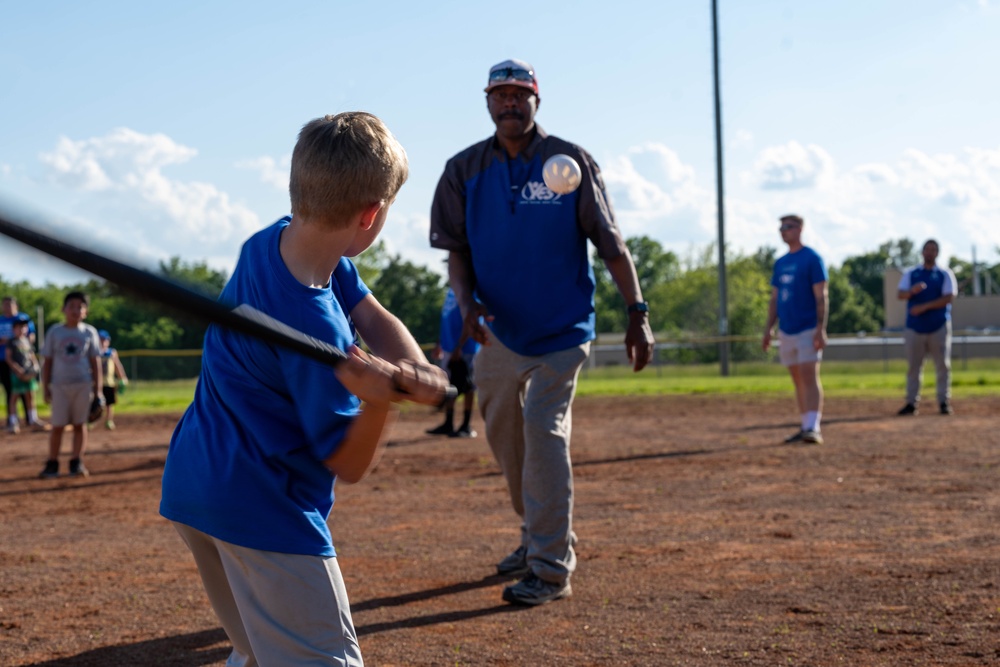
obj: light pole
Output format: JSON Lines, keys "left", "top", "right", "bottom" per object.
{"left": 712, "top": 0, "right": 730, "bottom": 376}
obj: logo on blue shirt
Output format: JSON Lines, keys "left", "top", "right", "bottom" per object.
{"left": 520, "top": 180, "right": 565, "bottom": 204}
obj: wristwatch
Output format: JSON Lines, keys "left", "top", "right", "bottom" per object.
{"left": 627, "top": 301, "right": 649, "bottom": 315}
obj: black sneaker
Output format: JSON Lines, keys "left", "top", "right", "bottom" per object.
{"left": 425, "top": 422, "right": 454, "bottom": 436}
{"left": 783, "top": 430, "right": 805, "bottom": 443}
{"left": 898, "top": 403, "right": 917, "bottom": 416}
{"left": 502, "top": 572, "right": 571, "bottom": 606}
{"left": 39, "top": 460, "right": 59, "bottom": 479}
{"left": 940, "top": 402, "right": 953, "bottom": 415}
{"left": 496, "top": 545, "right": 529, "bottom": 576}
{"left": 68, "top": 458, "right": 90, "bottom": 478}
{"left": 450, "top": 425, "right": 477, "bottom": 439}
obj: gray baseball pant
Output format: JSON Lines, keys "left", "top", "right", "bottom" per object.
{"left": 904, "top": 321, "right": 952, "bottom": 405}
{"left": 475, "top": 335, "right": 589, "bottom": 585}
{"left": 172, "top": 522, "right": 363, "bottom": 667}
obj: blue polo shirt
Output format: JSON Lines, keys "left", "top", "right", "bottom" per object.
{"left": 429, "top": 126, "right": 627, "bottom": 356}
{"left": 898, "top": 264, "right": 956, "bottom": 333}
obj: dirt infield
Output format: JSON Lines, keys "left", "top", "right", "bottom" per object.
{"left": 1, "top": 394, "right": 998, "bottom": 666}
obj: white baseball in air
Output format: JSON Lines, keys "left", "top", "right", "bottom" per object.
{"left": 542, "top": 154, "right": 582, "bottom": 195}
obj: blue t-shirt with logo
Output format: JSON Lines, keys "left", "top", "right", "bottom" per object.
{"left": 429, "top": 126, "right": 628, "bottom": 356}
{"left": 160, "top": 217, "right": 369, "bottom": 557}
{"left": 771, "top": 246, "right": 828, "bottom": 335}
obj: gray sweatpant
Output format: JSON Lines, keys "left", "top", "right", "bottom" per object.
{"left": 475, "top": 335, "right": 590, "bottom": 585}
{"left": 904, "top": 321, "right": 952, "bottom": 405}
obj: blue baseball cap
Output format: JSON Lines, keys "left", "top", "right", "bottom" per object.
{"left": 98, "top": 329, "right": 111, "bottom": 339}
{"left": 14, "top": 312, "right": 31, "bottom": 324}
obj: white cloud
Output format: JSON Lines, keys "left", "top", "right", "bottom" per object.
{"left": 236, "top": 155, "right": 290, "bottom": 190}
{"left": 590, "top": 138, "right": 1000, "bottom": 274}
{"left": 35, "top": 128, "right": 260, "bottom": 271}
{"left": 730, "top": 143, "right": 1000, "bottom": 267}
{"left": 854, "top": 163, "right": 899, "bottom": 186}
{"left": 601, "top": 142, "right": 715, "bottom": 243}
{"left": 752, "top": 140, "right": 836, "bottom": 190}
{"left": 378, "top": 212, "right": 448, "bottom": 274}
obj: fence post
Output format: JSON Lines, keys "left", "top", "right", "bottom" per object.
{"left": 882, "top": 335, "right": 888, "bottom": 374}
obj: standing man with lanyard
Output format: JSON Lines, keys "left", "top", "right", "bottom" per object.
{"left": 897, "top": 239, "right": 957, "bottom": 416}
{"left": 762, "top": 214, "right": 829, "bottom": 445}
{"left": 430, "top": 59, "right": 655, "bottom": 606}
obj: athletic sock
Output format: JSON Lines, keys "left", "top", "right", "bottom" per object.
{"left": 460, "top": 409, "right": 472, "bottom": 430}
{"left": 805, "top": 410, "right": 820, "bottom": 432}
{"left": 29, "top": 408, "right": 39, "bottom": 423}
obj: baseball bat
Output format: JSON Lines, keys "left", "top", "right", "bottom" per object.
{"left": 0, "top": 209, "right": 456, "bottom": 399}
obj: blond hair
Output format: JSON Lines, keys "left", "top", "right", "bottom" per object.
{"left": 289, "top": 112, "right": 408, "bottom": 227}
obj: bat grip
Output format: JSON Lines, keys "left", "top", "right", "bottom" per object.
{"left": 391, "top": 378, "right": 458, "bottom": 405}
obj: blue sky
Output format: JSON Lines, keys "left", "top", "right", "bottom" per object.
{"left": 1, "top": 0, "right": 998, "bottom": 286}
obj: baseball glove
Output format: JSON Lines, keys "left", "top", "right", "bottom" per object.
{"left": 447, "top": 357, "right": 473, "bottom": 397}
{"left": 88, "top": 394, "right": 106, "bottom": 424}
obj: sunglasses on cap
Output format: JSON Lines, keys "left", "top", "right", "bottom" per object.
{"left": 779, "top": 223, "right": 800, "bottom": 231}
{"left": 489, "top": 67, "right": 535, "bottom": 84}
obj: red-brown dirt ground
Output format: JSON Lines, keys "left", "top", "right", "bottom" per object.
{"left": 1, "top": 394, "right": 998, "bottom": 666}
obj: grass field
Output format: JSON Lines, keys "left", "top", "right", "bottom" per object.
{"left": 78, "top": 358, "right": 1000, "bottom": 416}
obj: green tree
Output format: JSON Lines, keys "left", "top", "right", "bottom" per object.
{"left": 352, "top": 240, "right": 391, "bottom": 288}
{"left": 159, "top": 257, "right": 228, "bottom": 297}
{"left": 840, "top": 238, "right": 918, "bottom": 324}
{"left": 649, "top": 245, "right": 772, "bottom": 363}
{"left": 949, "top": 255, "right": 1000, "bottom": 297}
{"left": 593, "top": 236, "right": 679, "bottom": 333}
{"left": 369, "top": 253, "right": 445, "bottom": 346}
{"left": 827, "top": 266, "right": 880, "bottom": 334}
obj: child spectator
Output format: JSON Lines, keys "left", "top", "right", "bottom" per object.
{"left": 1, "top": 296, "right": 43, "bottom": 430}
{"left": 98, "top": 330, "right": 129, "bottom": 430}
{"left": 39, "top": 291, "right": 102, "bottom": 478}
{"left": 5, "top": 314, "right": 44, "bottom": 434}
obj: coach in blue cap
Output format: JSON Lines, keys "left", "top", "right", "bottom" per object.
{"left": 429, "top": 58, "right": 655, "bottom": 606}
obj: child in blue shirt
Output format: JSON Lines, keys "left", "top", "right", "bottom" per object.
{"left": 160, "top": 112, "right": 448, "bottom": 667}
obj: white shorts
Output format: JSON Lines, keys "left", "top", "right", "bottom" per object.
{"left": 778, "top": 328, "right": 822, "bottom": 367}
{"left": 50, "top": 382, "right": 92, "bottom": 427}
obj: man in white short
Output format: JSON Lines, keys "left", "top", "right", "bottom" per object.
{"left": 762, "top": 214, "right": 829, "bottom": 445}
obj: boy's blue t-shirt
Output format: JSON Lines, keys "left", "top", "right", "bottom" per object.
{"left": 771, "top": 246, "right": 828, "bottom": 335}
{"left": 159, "top": 218, "right": 370, "bottom": 557}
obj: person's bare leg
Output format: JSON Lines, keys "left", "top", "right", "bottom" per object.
{"left": 48, "top": 426, "right": 65, "bottom": 460}
{"left": 799, "top": 362, "right": 823, "bottom": 414}
{"left": 787, "top": 364, "right": 806, "bottom": 416}
{"left": 71, "top": 423, "right": 87, "bottom": 459}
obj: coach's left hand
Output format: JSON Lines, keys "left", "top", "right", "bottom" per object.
{"left": 625, "top": 313, "right": 655, "bottom": 372}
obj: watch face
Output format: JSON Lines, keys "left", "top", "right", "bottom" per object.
{"left": 629, "top": 302, "right": 649, "bottom": 313}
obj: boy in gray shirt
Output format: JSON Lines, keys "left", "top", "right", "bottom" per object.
{"left": 39, "top": 291, "right": 102, "bottom": 478}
